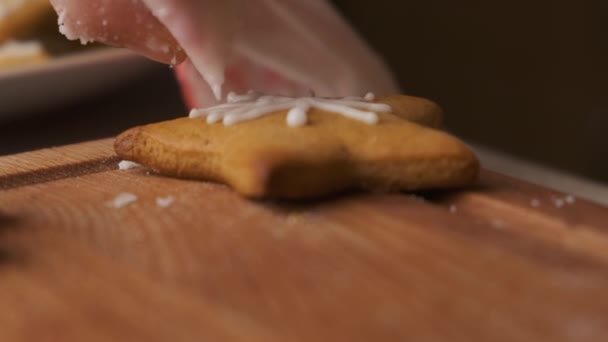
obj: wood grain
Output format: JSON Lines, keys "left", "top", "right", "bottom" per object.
{"left": 0, "top": 139, "right": 607, "bottom": 341}
{"left": 0, "top": 139, "right": 117, "bottom": 190}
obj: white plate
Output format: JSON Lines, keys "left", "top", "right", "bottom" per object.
{"left": 0, "top": 48, "right": 158, "bottom": 121}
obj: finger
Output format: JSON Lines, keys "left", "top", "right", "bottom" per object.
{"left": 178, "top": 0, "right": 398, "bottom": 107}
{"left": 49, "top": 0, "right": 186, "bottom": 64}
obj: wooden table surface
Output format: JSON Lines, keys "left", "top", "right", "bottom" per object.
{"left": 1, "top": 138, "right": 607, "bottom": 341}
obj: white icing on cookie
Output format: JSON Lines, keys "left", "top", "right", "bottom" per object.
{"left": 189, "top": 92, "right": 391, "bottom": 127}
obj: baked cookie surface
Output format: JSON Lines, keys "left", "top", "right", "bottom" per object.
{"left": 115, "top": 95, "right": 479, "bottom": 199}
{"left": 0, "top": 0, "right": 52, "bottom": 43}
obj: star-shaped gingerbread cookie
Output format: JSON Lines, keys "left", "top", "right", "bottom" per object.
{"left": 114, "top": 95, "right": 478, "bottom": 199}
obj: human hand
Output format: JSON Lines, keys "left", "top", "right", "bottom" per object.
{"left": 49, "top": 0, "right": 398, "bottom": 106}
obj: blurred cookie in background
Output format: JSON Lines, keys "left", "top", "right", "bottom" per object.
{"left": 0, "top": 0, "right": 50, "bottom": 42}
{"left": 0, "top": 0, "right": 98, "bottom": 70}
{"left": 0, "top": 0, "right": 49, "bottom": 68}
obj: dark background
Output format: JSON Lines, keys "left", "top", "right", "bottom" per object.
{"left": 335, "top": 0, "right": 608, "bottom": 182}
{"left": 1, "top": 1, "right": 606, "bottom": 183}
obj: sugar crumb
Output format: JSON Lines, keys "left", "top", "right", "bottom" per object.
{"left": 565, "top": 195, "right": 576, "bottom": 204}
{"left": 490, "top": 219, "right": 508, "bottom": 229}
{"left": 530, "top": 198, "right": 541, "bottom": 208}
{"left": 449, "top": 205, "right": 458, "bottom": 214}
{"left": 110, "top": 192, "right": 137, "bottom": 208}
{"left": 409, "top": 195, "right": 426, "bottom": 203}
{"left": 118, "top": 160, "right": 140, "bottom": 170}
{"left": 553, "top": 198, "right": 565, "bottom": 208}
{"left": 286, "top": 213, "right": 301, "bottom": 225}
{"left": 156, "top": 196, "right": 174, "bottom": 208}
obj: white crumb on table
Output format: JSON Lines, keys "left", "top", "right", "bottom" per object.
{"left": 565, "top": 195, "right": 576, "bottom": 204}
{"left": 408, "top": 195, "right": 426, "bottom": 203}
{"left": 553, "top": 198, "right": 565, "bottom": 208}
{"left": 156, "top": 196, "right": 175, "bottom": 208}
{"left": 530, "top": 198, "right": 541, "bottom": 208}
{"left": 109, "top": 193, "right": 138, "bottom": 208}
{"left": 535, "top": 194, "right": 576, "bottom": 209}
{"left": 449, "top": 205, "right": 458, "bottom": 214}
{"left": 118, "top": 160, "right": 141, "bottom": 170}
{"left": 490, "top": 219, "right": 508, "bottom": 229}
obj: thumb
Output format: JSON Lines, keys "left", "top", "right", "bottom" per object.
{"left": 49, "top": 0, "right": 186, "bottom": 64}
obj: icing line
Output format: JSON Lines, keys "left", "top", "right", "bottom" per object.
{"left": 189, "top": 92, "right": 391, "bottom": 127}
